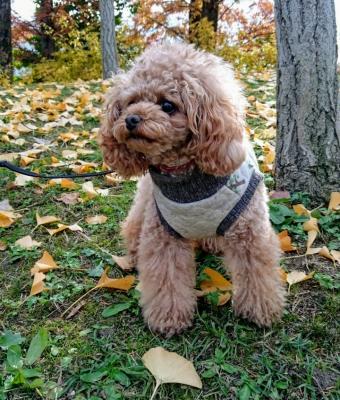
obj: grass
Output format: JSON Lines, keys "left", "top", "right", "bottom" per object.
{"left": 0, "top": 74, "right": 339, "bottom": 400}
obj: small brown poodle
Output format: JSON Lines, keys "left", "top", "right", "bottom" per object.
{"left": 99, "top": 43, "right": 285, "bottom": 336}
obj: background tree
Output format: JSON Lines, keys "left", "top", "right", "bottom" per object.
{"left": 274, "top": 0, "right": 339, "bottom": 202}
{"left": 99, "top": 0, "right": 119, "bottom": 79}
{"left": 0, "top": 0, "right": 12, "bottom": 79}
{"left": 35, "top": 0, "right": 56, "bottom": 58}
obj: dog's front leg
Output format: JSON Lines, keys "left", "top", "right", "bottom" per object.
{"left": 137, "top": 202, "right": 196, "bottom": 337}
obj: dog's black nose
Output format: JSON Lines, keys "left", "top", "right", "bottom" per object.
{"left": 125, "top": 115, "right": 141, "bottom": 131}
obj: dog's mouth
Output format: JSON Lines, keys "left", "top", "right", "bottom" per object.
{"left": 128, "top": 133, "right": 156, "bottom": 143}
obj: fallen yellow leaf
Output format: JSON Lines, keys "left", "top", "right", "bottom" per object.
{"left": 318, "top": 246, "right": 337, "bottom": 262}
{"left": 31, "top": 251, "right": 59, "bottom": 275}
{"left": 328, "top": 192, "right": 340, "bottom": 211}
{"left": 30, "top": 272, "right": 48, "bottom": 296}
{"left": 303, "top": 217, "right": 319, "bottom": 232}
{"left": 286, "top": 271, "right": 315, "bottom": 290}
{"left": 85, "top": 215, "right": 108, "bottom": 225}
{"left": 293, "top": 204, "right": 310, "bottom": 216}
{"left": 278, "top": 230, "right": 296, "bottom": 252}
{"left": 15, "top": 235, "right": 41, "bottom": 249}
{"left": 36, "top": 213, "right": 60, "bottom": 226}
{"left": 200, "top": 267, "right": 232, "bottom": 292}
{"left": 330, "top": 250, "right": 340, "bottom": 264}
{"left": 0, "top": 240, "right": 8, "bottom": 251}
{"left": 82, "top": 181, "right": 98, "bottom": 198}
{"left": 20, "top": 156, "right": 35, "bottom": 166}
{"left": 95, "top": 268, "right": 135, "bottom": 291}
{"left": 46, "top": 223, "right": 83, "bottom": 236}
{"left": 142, "top": 347, "right": 202, "bottom": 399}
{"left": 0, "top": 210, "right": 22, "bottom": 228}
{"left": 60, "top": 179, "right": 79, "bottom": 190}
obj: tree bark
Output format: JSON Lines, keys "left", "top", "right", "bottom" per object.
{"left": 36, "top": 0, "right": 55, "bottom": 59}
{"left": 0, "top": 0, "right": 12, "bottom": 79}
{"left": 189, "top": 0, "right": 219, "bottom": 43}
{"left": 99, "top": 0, "right": 118, "bottom": 79}
{"left": 274, "top": 0, "right": 340, "bottom": 202}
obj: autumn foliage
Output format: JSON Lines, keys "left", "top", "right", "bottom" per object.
{"left": 9, "top": 0, "right": 276, "bottom": 83}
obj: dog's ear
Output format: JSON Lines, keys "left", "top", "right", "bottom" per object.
{"left": 181, "top": 72, "right": 246, "bottom": 176}
{"left": 99, "top": 78, "right": 148, "bottom": 178}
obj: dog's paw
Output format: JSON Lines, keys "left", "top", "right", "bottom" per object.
{"left": 233, "top": 287, "right": 286, "bottom": 327}
{"left": 144, "top": 306, "right": 194, "bottom": 337}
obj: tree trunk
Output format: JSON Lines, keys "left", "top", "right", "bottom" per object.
{"left": 37, "top": 0, "right": 55, "bottom": 59}
{"left": 0, "top": 0, "right": 12, "bottom": 79}
{"left": 274, "top": 0, "right": 340, "bottom": 202}
{"left": 189, "top": 0, "right": 219, "bottom": 45}
{"left": 202, "top": 0, "right": 219, "bottom": 32}
{"left": 99, "top": 0, "right": 118, "bottom": 79}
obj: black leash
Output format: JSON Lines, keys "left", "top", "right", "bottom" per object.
{"left": 0, "top": 160, "right": 114, "bottom": 180}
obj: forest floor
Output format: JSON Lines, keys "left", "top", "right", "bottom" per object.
{"left": 0, "top": 73, "right": 339, "bottom": 400}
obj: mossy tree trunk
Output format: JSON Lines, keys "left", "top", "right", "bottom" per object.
{"left": 0, "top": 0, "right": 12, "bottom": 80}
{"left": 99, "top": 0, "right": 119, "bottom": 79}
{"left": 274, "top": 0, "right": 340, "bottom": 202}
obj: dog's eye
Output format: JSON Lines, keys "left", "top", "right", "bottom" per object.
{"left": 161, "top": 100, "right": 176, "bottom": 114}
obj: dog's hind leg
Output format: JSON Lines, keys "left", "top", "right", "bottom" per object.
{"left": 121, "top": 175, "right": 153, "bottom": 267}
{"left": 136, "top": 201, "right": 196, "bottom": 337}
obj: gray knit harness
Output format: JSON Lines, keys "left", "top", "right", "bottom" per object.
{"left": 149, "top": 151, "right": 262, "bottom": 240}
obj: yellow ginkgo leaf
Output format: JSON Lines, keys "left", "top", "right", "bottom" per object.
{"left": 95, "top": 268, "right": 135, "bottom": 291}
{"left": 0, "top": 210, "right": 22, "bottom": 228}
{"left": 200, "top": 267, "right": 232, "bottom": 292}
{"left": 303, "top": 217, "right": 319, "bottom": 232}
{"left": 46, "top": 223, "right": 83, "bottom": 236}
{"left": 286, "top": 271, "right": 314, "bottom": 290}
{"left": 31, "top": 251, "right": 59, "bottom": 275}
{"left": 328, "top": 192, "right": 340, "bottom": 211}
{"left": 330, "top": 250, "right": 340, "bottom": 264}
{"left": 306, "top": 230, "right": 318, "bottom": 251}
{"left": 142, "top": 347, "right": 202, "bottom": 399}
{"left": 318, "top": 246, "right": 336, "bottom": 262}
{"left": 85, "top": 215, "right": 108, "bottom": 225}
{"left": 20, "top": 156, "right": 35, "bottom": 166}
{"left": 293, "top": 204, "right": 310, "bottom": 216}
{"left": 36, "top": 213, "right": 60, "bottom": 226}
{"left": 278, "top": 230, "right": 296, "bottom": 252}
{"left": 15, "top": 235, "right": 41, "bottom": 249}
{"left": 30, "top": 272, "right": 48, "bottom": 296}
{"left": 112, "top": 255, "right": 133, "bottom": 271}
{"left": 62, "top": 150, "right": 78, "bottom": 159}
{"left": 60, "top": 179, "right": 79, "bottom": 190}
{"left": 82, "top": 181, "right": 98, "bottom": 198}
{"left": 217, "top": 292, "right": 232, "bottom": 306}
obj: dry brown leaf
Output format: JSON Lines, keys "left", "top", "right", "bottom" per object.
{"left": 286, "top": 271, "right": 314, "bottom": 290}
{"left": 36, "top": 213, "right": 60, "bottom": 226}
{"left": 278, "top": 230, "right": 296, "bottom": 252}
{"left": 306, "top": 231, "right": 318, "bottom": 252}
{"left": 328, "top": 192, "right": 340, "bottom": 211}
{"left": 62, "top": 150, "right": 78, "bottom": 159}
{"left": 30, "top": 272, "right": 48, "bottom": 296}
{"left": 85, "top": 215, "right": 108, "bottom": 225}
{"left": 56, "top": 192, "right": 80, "bottom": 205}
{"left": 142, "top": 347, "right": 202, "bottom": 399}
{"left": 112, "top": 255, "right": 133, "bottom": 271}
{"left": 95, "top": 268, "right": 135, "bottom": 291}
{"left": 293, "top": 204, "right": 310, "bottom": 216}
{"left": 15, "top": 235, "right": 41, "bottom": 249}
{"left": 31, "top": 251, "right": 59, "bottom": 275}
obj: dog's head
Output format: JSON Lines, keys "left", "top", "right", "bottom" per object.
{"left": 99, "top": 43, "right": 247, "bottom": 178}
